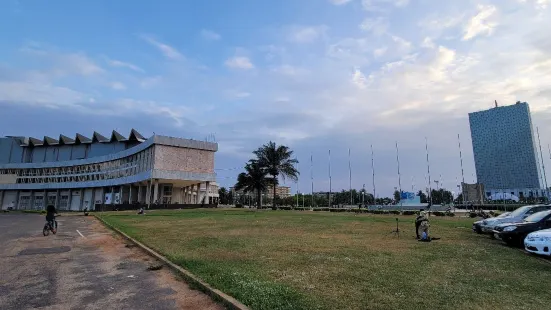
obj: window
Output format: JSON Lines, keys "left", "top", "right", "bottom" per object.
{"left": 163, "top": 185, "right": 173, "bottom": 197}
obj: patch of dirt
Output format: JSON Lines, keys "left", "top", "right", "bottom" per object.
{"left": 155, "top": 268, "right": 224, "bottom": 310}
{"left": 90, "top": 217, "right": 224, "bottom": 310}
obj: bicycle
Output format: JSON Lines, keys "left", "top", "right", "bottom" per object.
{"left": 43, "top": 219, "right": 57, "bottom": 236}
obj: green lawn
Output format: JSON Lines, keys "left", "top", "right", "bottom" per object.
{"left": 98, "top": 209, "right": 551, "bottom": 310}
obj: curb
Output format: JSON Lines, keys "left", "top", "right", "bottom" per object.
{"left": 94, "top": 215, "right": 249, "bottom": 310}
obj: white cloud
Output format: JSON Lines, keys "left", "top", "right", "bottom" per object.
{"left": 362, "top": 0, "right": 409, "bottom": 11}
{"left": 225, "top": 56, "right": 254, "bottom": 70}
{"left": 373, "top": 46, "right": 387, "bottom": 57}
{"left": 200, "top": 29, "right": 221, "bottom": 41}
{"left": 111, "top": 81, "right": 126, "bottom": 90}
{"left": 141, "top": 35, "right": 184, "bottom": 60}
{"left": 359, "top": 17, "right": 388, "bottom": 35}
{"left": 352, "top": 67, "right": 369, "bottom": 89}
{"left": 329, "top": 0, "right": 353, "bottom": 5}
{"left": 271, "top": 65, "right": 309, "bottom": 76}
{"left": 463, "top": 5, "right": 498, "bottom": 41}
{"left": 421, "top": 37, "right": 435, "bottom": 49}
{"left": 288, "top": 26, "right": 327, "bottom": 43}
{"left": 226, "top": 90, "right": 251, "bottom": 99}
{"left": 107, "top": 59, "right": 144, "bottom": 73}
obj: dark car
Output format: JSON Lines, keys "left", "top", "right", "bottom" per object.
{"left": 493, "top": 210, "right": 551, "bottom": 246}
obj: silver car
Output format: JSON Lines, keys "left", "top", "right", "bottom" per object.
{"left": 473, "top": 205, "right": 551, "bottom": 234}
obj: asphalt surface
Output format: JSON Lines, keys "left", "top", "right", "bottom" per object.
{"left": 0, "top": 213, "right": 223, "bottom": 310}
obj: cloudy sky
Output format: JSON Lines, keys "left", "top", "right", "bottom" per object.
{"left": 1, "top": 0, "right": 551, "bottom": 196}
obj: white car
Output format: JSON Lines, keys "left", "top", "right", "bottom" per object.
{"left": 525, "top": 228, "right": 551, "bottom": 256}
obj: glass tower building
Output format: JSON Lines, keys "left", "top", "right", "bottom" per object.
{"left": 468, "top": 102, "right": 543, "bottom": 196}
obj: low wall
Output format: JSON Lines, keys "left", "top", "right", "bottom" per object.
{"left": 94, "top": 203, "right": 218, "bottom": 211}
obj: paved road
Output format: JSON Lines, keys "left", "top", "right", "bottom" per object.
{"left": 0, "top": 213, "right": 223, "bottom": 310}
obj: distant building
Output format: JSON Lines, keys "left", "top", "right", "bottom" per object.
{"left": 468, "top": 101, "right": 545, "bottom": 198}
{"left": 461, "top": 183, "right": 485, "bottom": 204}
{"left": 0, "top": 130, "right": 218, "bottom": 210}
{"left": 231, "top": 185, "right": 292, "bottom": 199}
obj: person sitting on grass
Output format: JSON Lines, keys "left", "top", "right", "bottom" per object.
{"left": 137, "top": 207, "right": 145, "bottom": 215}
{"left": 415, "top": 209, "right": 429, "bottom": 240}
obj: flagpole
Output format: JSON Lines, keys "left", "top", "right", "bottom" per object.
{"left": 395, "top": 141, "right": 402, "bottom": 209}
{"left": 329, "top": 149, "right": 332, "bottom": 208}
{"left": 310, "top": 153, "right": 314, "bottom": 208}
{"left": 537, "top": 127, "right": 548, "bottom": 201}
{"left": 425, "top": 137, "right": 433, "bottom": 207}
{"left": 371, "top": 144, "right": 376, "bottom": 204}
{"left": 457, "top": 134, "right": 466, "bottom": 206}
{"left": 348, "top": 148, "right": 352, "bottom": 205}
{"left": 296, "top": 159, "right": 299, "bottom": 208}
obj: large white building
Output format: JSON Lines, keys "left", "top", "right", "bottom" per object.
{"left": 0, "top": 130, "right": 218, "bottom": 210}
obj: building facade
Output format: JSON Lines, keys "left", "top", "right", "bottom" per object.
{"left": 469, "top": 102, "right": 543, "bottom": 197}
{"left": 0, "top": 130, "right": 218, "bottom": 210}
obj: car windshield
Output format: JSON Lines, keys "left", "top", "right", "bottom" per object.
{"left": 524, "top": 210, "right": 551, "bottom": 223}
{"left": 497, "top": 212, "right": 511, "bottom": 218}
{"left": 509, "top": 206, "right": 532, "bottom": 217}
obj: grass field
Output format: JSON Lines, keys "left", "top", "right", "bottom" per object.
{"left": 98, "top": 209, "right": 551, "bottom": 310}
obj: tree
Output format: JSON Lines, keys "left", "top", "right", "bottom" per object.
{"left": 218, "top": 187, "right": 228, "bottom": 204}
{"left": 234, "top": 160, "right": 270, "bottom": 208}
{"left": 393, "top": 190, "right": 401, "bottom": 202}
{"left": 417, "top": 190, "right": 428, "bottom": 203}
{"left": 254, "top": 141, "right": 299, "bottom": 208}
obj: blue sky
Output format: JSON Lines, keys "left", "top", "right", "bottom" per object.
{"left": 1, "top": 0, "right": 551, "bottom": 196}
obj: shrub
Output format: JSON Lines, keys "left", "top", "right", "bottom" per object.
{"left": 389, "top": 210, "right": 400, "bottom": 215}
{"left": 280, "top": 206, "right": 292, "bottom": 211}
{"left": 446, "top": 212, "right": 455, "bottom": 217}
{"left": 432, "top": 211, "right": 446, "bottom": 216}
{"left": 235, "top": 204, "right": 244, "bottom": 208}
{"left": 402, "top": 210, "right": 416, "bottom": 216}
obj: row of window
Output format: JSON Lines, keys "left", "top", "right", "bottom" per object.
{"left": 0, "top": 147, "right": 154, "bottom": 184}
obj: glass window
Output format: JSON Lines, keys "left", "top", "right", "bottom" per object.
{"left": 525, "top": 210, "right": 551, "bottom": 222}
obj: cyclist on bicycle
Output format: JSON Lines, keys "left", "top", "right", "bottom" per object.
{"left": 46, "top": 204, "right": 58, "bottom": 231}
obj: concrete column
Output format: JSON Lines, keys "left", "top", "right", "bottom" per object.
{"left": 67, "top": 189, "right": 72, "bottom": 211}
{"left": 0, "top": 191, "right": 4, "bottom": 210}
{"left": 29, "top": 190, "right": 35, "bottom": 210}
{"left": 205, "top": 182, "right": 210, "bottom": 205}
{"left": 110, "top": 186, "right": 115, "bottom": 205}
{"left": 180, "top": 187, "right": 184, "bottom": 204}
{"left": 153, "top": 180, "right": 159, "bottom": 204}
{"left": 79, "top": 189, "right": 85, "bottom": 211}
{"left": 43, "top": 190, "right": 47, "bottom": 210}
{"left": 197, "top": 183, "right": 202, "bottom": 204}
{"left": 137, "top": 185, "right": 143, "bottom": 204}
{"left": 146, "top": 181, "right": 152, "bottom": 207}
{"left": 55, "top": 189, "right": 60, "bottom": 209}
{"left": 15, "top": 190, "right": 21, "bottom": 210}
{"left": 129, "top": 185, "right": 133, "bottom": 204}
{"left": 118, "top": 186, "right": 123, "bottom": 205}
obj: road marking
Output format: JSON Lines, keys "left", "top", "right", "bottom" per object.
{"left": 76, "top": 230, "right": 86, "bottom": 238}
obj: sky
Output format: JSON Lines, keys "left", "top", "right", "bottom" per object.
{"left": 1, "top": 0, "right": 551, "bottom": 196}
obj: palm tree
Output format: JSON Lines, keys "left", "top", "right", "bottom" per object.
{"left": 234, "top": 160, "right": 270, "bottom": 208}
{"left": 254, "top": 141, "right": 299, "bottom": 208}
{"left": 218, "top": 187, "right": 228, "bottom": 204}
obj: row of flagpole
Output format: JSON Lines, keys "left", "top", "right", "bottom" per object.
{"left": 293, "top": 136, "right": 452, "bottom": 206}
{"left": 293, "top": 131, "right": 551, "bottom": 206}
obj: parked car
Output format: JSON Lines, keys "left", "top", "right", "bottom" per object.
{"left": 524, "top": 228, "right": 551, "bottom": 256}
{"left": 474, "top": 205, "right": 551, "bottom": 234}
{"left": 493, "top": 210, "right": 551, "bottom": 246}
{"left": 473, "top": 212, "right": 511, "bottom": 234}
